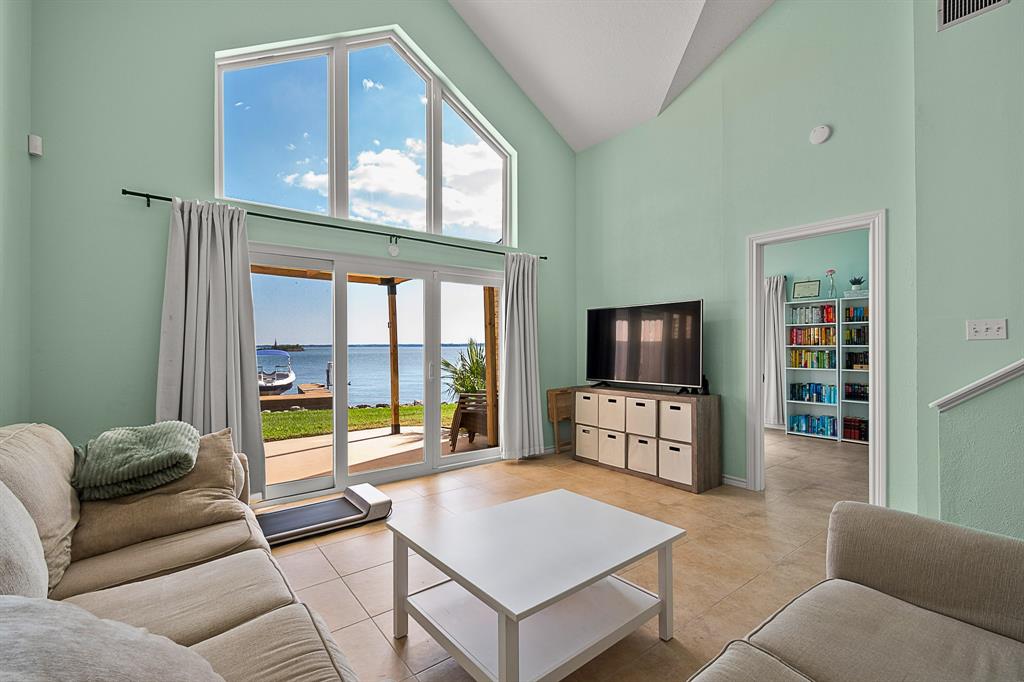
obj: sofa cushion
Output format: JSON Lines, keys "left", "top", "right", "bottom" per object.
{"left": 0, "top": 480, "right": 48, "bottom": 597}
{"left": 72, "top": 429, "right": 248, "bottom": 561}
{"left": 0, "top": 423, "right": 80, "bottom": 590}
{"left": 49, "top": 507, "right": 269, "bottom": 599}
{"left": 749, "top": 579, "right": 1024, "bottom": 682}
{"left": 191, "top": 603, "right": 358, "bottom": 682}
{"left": 0, "top": 595, "right": 222, "bottom": 681}
{"left": 65, "top": 549, "right": 295, "bottom": 646}
{"left": 689, "top": 641, "right": 812, "bottom": 682}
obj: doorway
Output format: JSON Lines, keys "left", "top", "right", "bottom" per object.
{"left": 746, "top": 211, "right": 887, "bottom": 506}
{"left": 250, "top": 245, "right": 502, "bottom": 504}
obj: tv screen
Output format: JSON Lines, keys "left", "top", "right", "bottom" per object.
{"left": 586, "top": 300, "right": 703, "bottom": 388}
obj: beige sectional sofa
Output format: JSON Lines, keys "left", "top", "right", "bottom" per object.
{"left": 690, "top": 501, "right": 1024, "bottom": 681}
{"left": 0, "top": 422, "right": 357, "bottom": 681}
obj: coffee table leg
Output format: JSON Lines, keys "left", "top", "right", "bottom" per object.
{"left": 658, "top": 544, "right": 673, "bottom": 641}
{"left": 394, "top": 534, "right": 408, "bottom": 639}
{"left": 498, "top": 614, "right": 519, "bottom": 682}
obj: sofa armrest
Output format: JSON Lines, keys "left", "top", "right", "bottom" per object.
{"left": 233, "top": 452, "right": 250, "bottom": 504}
{"left": 826, "top": 501, "right": 1024, "bottom": 642}
{"left": 71, "top": 430, "right": 248, "bottom": 561}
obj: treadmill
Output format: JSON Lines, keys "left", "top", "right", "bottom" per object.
{"left": 256, "top": 483, "right": 392, "bottom": 546}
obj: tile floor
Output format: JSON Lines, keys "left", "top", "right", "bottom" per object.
{"left": 271, "top": 429, "right": 867, "bottom": 681}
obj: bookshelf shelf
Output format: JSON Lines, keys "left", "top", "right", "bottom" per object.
{"left": 786, "top": 345, "right": 835, "bottom": 349}
{"left": 839, "top": 298, "right": 870, "bottom": 444}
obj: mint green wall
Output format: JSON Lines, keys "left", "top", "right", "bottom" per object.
{"left": 939, "top": 378, "right": 1024, "bottom": 540}
{"left": 575, "top": 0, "right": 918, "bottom": 507}
{"left": 0, "top": 0, "right": 32, "bottom": 425}
{"left": 763, "top": 229, "right": 869, "bottom": 302}
{"left": 913, "top": 0, "right": 1024, "bottom": 517}
{"left": 28, "top": 1, "right": 575, "bottom": 448}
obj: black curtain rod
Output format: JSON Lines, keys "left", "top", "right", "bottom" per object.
{"left": 121, "top": 189, "right": 547, "bottom": 260}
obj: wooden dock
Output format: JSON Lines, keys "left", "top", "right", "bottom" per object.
{"left": 259, "top": 384, "right": 332, "bottom": 412}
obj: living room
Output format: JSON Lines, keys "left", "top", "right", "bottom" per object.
{"left": 2, "top": 0, "right": 1023, "bottom": 680}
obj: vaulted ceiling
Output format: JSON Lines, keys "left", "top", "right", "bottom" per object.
{"left": 449, "top": 0, "right": 774, "bottom": 151}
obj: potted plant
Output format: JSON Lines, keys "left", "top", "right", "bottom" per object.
{"left": 849, "top": 276, "right": 865, "bottom": 291}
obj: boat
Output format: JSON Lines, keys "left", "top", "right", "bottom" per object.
{"left": 257, "top": 349, "right": 296, "bottom": 395}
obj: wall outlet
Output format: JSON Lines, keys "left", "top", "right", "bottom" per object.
{"left": 966, "top": 319, "right": 1007, "bottom": 340}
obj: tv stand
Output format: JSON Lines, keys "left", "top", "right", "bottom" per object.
{"left": 562, "top": 385, "right": 721, "bottom": 493}
{"left": 589, "top": 381, "right": 612, "bottom": 388}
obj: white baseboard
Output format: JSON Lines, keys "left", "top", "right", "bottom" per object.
{"left": 722, "top": 475, "right": 748, "bottom": 489}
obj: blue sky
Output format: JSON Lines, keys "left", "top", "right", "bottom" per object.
{"left": 226, "top": 44, "right": 501, "bottom": 346}
{"left": 251, "top": 275, "right": 486, "bottom": 346}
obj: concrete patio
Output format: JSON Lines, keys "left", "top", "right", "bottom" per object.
{"left": 264, "top": 427, "right": 493, "bottom": 485}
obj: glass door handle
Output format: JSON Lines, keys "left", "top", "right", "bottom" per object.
{"left": 428, "top": 362, "right": 436, "bottom": 381}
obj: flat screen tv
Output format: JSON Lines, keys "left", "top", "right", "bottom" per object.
{"left": 586, "top": 300, "right": 703, "bottom": 389}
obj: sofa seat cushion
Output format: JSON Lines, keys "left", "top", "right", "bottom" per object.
{"left": 64, "top": 549, "right": 294, "bottom": 646}
{"left": 0, "top": 423, "right": 79, "bottom": 590}
{"left": 191, "top": 603, "right": 358, "bottom": 682}
{"left": 0, "top": 480, "right": 48, "bottom": 598}
{"left": 749, "top": 579, "right": 1024, "bottom": 682}
{"left": 0, "top": 595, "right": 222, "bottom": 681}
{"left": 71, "top": 429, "right": 248, "bottom": 561}
{"left": 689, "top": 641, "right": 812, "bottom": 681}
{"left": 49, "top": 508, "right": 269, "bottom": 599}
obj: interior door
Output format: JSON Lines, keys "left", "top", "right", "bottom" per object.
{"left": 249, "top": 252, "right": 337, "bottom": 501}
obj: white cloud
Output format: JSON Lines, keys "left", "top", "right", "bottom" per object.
{"left": 286, "top": 143, "right": 296, "bottom": 151}
{"left": 302, "top": 132, "right": 310, "bottom": 140}
{"left": 234, "top": 101, "right": 244, "bottom": 107}
{"left": 373, "top": 139, "right": 381, "bottom": 146}
{"left": 296, "top": 157, "right": 312, "bottom": 166}
{"left": 419, "top": 95, "right": 428, "bottom": 105}
{"left": 279, "top": 140, "right": 502, "bottom": 240}
{"left": 404, "top": 138, "right": 425, "bottom": 155}
{"left": 244, "top": 105, "right": 251, "bottom": 110}
{"left": 282, "top": 170, "right": 329, "bottom": 197}
{"left": 362, "top": 78, "right": 384, "bottom": 91}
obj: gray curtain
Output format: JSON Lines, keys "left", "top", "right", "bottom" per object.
{"left": 499, "top": 253, "right": 545, "bottom": 459}
{"left": 763, "top": 275, "right": 787, "bottom": 427}
{"left": 156, "top": 198, "right": 265, "bottom": 494}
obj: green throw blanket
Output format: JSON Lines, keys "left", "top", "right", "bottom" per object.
{"left": 73, "top": 421, "right": 201, "bottom": 501}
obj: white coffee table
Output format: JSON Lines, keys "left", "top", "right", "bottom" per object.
{"left": 388, "top": 489, "right": 685, "bottom": 682}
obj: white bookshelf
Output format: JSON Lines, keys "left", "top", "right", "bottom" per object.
{"left": 783, "top": 298, "right": 839, "bottom": 441}
{"left": 839, "top": 296, "right": 870, "bottom": 444}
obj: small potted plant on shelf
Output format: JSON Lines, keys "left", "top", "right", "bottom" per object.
{"left": 849, "top": 276, "right": 865, "bottom": 291}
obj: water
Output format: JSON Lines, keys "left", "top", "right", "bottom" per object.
{"left": 266, "top": 345, "right": 471, "bottom": 406}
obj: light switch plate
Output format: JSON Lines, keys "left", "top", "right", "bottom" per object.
{"left": 966, "top": 319, "right": 1007, "bottom": 340}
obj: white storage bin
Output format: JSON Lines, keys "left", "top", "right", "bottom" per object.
{"left": 599, "top": 395, "right": 626, "bottom": 431}
{"left": 575, "top": 424, "right": 598, "bottom": 460}
{"left": 626, "top": 398, "right": 658, "bottom": 437}
{"left": 627, "top": 435, "right": 657, "bottom": 475}
{"left": 658, "top": 440, "right": 693, "bottom": 485}
{"left": 576, "top": 392, "right": 599, "bottom": 426}
{"left": 598, "top": 429, "right": 626, "bottom": 468}
{"left": 659, "top": 401, "right": 693, "bottom": 443}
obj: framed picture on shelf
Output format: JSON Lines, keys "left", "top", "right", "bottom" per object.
{"left": 792, "top": 279, "right": 821, "bottom": 299}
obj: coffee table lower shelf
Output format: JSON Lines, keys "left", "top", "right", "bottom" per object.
{"left": 406, "top": 575, "right": 661, "bottom": 682}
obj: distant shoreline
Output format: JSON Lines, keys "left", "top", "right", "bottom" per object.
{"left": 255, "top": 343, "right": 472, "bottom": 348}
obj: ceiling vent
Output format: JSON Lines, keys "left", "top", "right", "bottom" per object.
{"left": 938, "top": 0, "right": 1009, "bottom": 30}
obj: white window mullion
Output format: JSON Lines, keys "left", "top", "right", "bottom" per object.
{"left": 333, "top": 41, "right": 349, "bottom": 219}
{"left": 429, "top": 80, "right": 444, "bottom": 235}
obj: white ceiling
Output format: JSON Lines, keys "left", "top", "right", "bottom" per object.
{"left": 449, "top": 0, "right": 774, "bottom": 152}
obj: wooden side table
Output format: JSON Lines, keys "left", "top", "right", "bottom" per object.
{"left": 546, "top": 387, "right": 575, "bottom": 454}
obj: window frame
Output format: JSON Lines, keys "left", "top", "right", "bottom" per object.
{"left": 215, "top": 31, "right": 512, "bottom": 245}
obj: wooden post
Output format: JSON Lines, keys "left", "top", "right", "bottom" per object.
{"left": 484, "top": 286, "right": 499, "bottom": 447}
{"left": 386, "top": 279, "right": 401, "bottom": 435}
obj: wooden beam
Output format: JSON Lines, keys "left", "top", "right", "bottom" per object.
{"left": 387, "top": 281, "right": 401, "bottom": 435}
{"left": 249, "top": 265, "right": 410, "bottom": 287}
{"left": 484, "top": 286, "right": 500, "bottom": 447}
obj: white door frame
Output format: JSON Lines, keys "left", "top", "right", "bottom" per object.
{"left": 249, "top": 242, "right": 503, "bottom": 505}
{"left": 746, "top": 210, "right": 887, "bottom": 506}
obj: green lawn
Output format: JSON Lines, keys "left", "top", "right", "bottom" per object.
{"left": 261, "top": 404, "right": 457, "bottom": 442}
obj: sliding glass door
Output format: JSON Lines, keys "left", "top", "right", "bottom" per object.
{"left": 249, "top": 252, "right": 338, "bottom": 501}
{"left": 251, "top": 246, "right": 501, "bottom": 502}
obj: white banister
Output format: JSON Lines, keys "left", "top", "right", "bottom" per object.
{"left": 929, "top": 358, "right": 1024, "bottom": 413}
